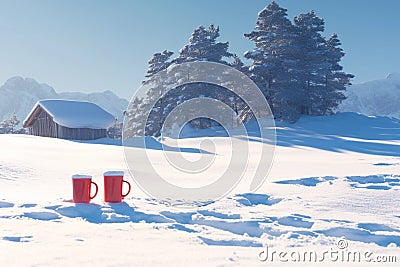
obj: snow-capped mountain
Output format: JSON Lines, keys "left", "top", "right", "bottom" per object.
{"left": 339, "top": 73, "right": 400, "bottom": 119}
{"left": 0, "top": 76, "right": 129, "bottom": 125}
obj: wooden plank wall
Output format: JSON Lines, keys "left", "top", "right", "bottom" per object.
{"left": 57, "top": 126, "right": 107, "bottom": 140}
{"left": 30, "top": 110, "right": 56, "bottom": 137}
{"left": 29, "top": 109, "right": 107, "bottom": 140}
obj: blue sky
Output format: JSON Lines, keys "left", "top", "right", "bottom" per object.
{"left": 0, "top": 0, "right": 399, "bottom": 99}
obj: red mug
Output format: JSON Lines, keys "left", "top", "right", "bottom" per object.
{"left": 104, "top": 171, "right": 131, "bottom": 203}
{"left": 72, "top": 174, "right": 98, "bottom": 203}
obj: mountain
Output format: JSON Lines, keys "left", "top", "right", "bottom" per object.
{"left": 339, "top": 73, "right": 400, "bottom": 119}
{"left": 58, "top": 90, "right": 128, "bottom": 122}
{"left": 0, "top": 76, "right": 129, "bottom": 125}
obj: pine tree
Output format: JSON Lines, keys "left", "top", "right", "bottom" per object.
{"left": 168, "top": 24, "right": 236, "bottom": 131}
{"left": 0, "top": 112, "right": 21, "bottom": 134}
{"left": 230, "top": 54, "right": 244, "bottom": 71}
{"left": 174, "top": 24, "right": 233, "bottom": 64}
{"left": 323, "top": 33, "right": 354, "bottom": 113}
{"left": 244, "top": 1, "right": 303, "bottom": 122}
{"left": 225, "top": 54, "right": 256, "bottom": 124}
{"left": 144, "top": 50, "right": 174, "bottom": 79}
{"left": 143, "top": 50, "right": 174, "bottom": 136}
{"left": 124, "top": 51, "right": 174, "bottom": 137}
{"left": 107, "top": 120, "right": 122, "bottom": 139}
{"left": 294, "top": 11, "right": 330, "bottom": 115}
{"left": 123, "top": 97, "right": 146, "bottom": 137}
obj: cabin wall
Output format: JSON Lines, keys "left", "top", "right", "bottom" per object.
{"left": 30, "top": 110, "right": 57, "bottom": 137}
{"left": 29, "top": 110, "right": 107, "bottom": 140}
{"left": 57, "top": 126, "right": 107, "bottom": 140}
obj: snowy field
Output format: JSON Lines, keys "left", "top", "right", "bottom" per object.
{"left": 0, "top": 112, "right": 399, "bottom": 266}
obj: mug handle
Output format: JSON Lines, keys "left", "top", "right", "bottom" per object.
{"left": 90, "top": 181, "right": 98, "bottom": 199}
{"left": 122, "top": 180, "right": 131, "bottom": 198}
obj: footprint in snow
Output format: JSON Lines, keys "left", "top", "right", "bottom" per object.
{"left": 0, "top": 201, "right": 14, "bottom": 208}
{"left": 317, "top": 227, "right": 400, "bottom": 247}
{"left": 373, "top": 162, "right": 397, "bottom": 166}
{"left": 19, "top": 203, "right": 37, "bottom": 208}
{"left": 2, "top": 236, "right": 33, "bottom": 243}
{"left": 275, "top": 176, "right": 336, "bottom": 187}
{"left": 346, "top": 174, "right": 400, "bottom": 190}
{"left": 277, "top": 215, "right": 314, "bottom": 229}
{"left": 233, "top": 193, "right": 282, "bottom": 206}
{"left": 23, "top": 211, "right": 60, "bottom": 221}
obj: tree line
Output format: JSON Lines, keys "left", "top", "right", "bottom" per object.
{"left": 125, "top": 1, "right": 354, "bottom": 137}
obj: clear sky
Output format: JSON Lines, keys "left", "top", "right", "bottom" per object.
{"left": 0, "top": 0, "right": 399, "bottom": 99}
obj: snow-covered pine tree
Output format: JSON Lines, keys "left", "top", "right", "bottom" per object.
{"left": 0, "top": 112, "right": 21, "bottom": 134}
{"left": 124, "top": 50, "right": 174, "bottom": 137}
{"left": 323, "top": 33, "right": 354, "bottom": 114}
{"left": 226, "top": 54, "right": 255, "bottom": 124}
{"left": 164, "top": 24, "right": 237, "bottom": 131}
{"left": 10, "top": 113, "right": 19, "bottom": 131}
{"left": 107, "top": 120, "right": 123, "bottom": 139}
{"left": 171, "top": 23, "right": 233, "bottom": 104}
{"left": 0, "top": 120, "right": 9, "bottom": 134}
{"left": 230, "top": 54, "right": 244, "bottom": 72}
{"left": 294, "top": 11, "right": 330, "bottom": 115}
{"left": 244, "top": 1, "right": 303, "bottom": 122}
{"left": 143, "top": 50, "right": 174, "bottom": 136}
{"left": 174, "top": 24, "right": 233, "bottom": 65}
{"left": 144, "top": 50, "right": 174, "bottom": 79}
{"left": 123, "top": 97, "right": 146, "bottom": 137}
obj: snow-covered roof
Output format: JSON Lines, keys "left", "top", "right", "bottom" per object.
{"left": 23, "top": 99, "right": 116, "bottom": 129}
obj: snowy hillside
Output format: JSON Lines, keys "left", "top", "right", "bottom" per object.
{"left": 340, "top": 73, "right": 400, "bottom": 119}
{"left": 0, "top": 76, "right": 129, "bottom": 124}
{"left": 0, "top": 113, "right": 399, "bottom": 266}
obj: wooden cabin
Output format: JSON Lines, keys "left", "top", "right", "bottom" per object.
{"left": 23, "top": 100, "right": 116, "bottom": 140}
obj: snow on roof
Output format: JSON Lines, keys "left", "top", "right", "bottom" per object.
{"left": 24, "top": 99, "right": 116, "bottom": 129}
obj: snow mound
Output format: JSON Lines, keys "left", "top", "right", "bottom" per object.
{"left": 339, "top": 73, "right": 400, "bottom": 119}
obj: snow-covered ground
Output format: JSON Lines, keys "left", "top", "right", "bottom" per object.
{"left": 0, "top": 113, "right": 399, "bottom": 266}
